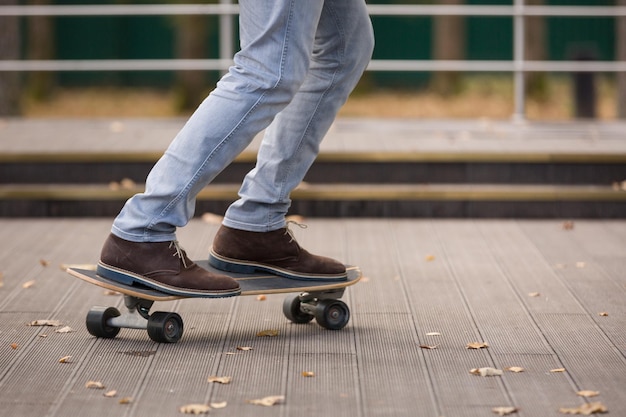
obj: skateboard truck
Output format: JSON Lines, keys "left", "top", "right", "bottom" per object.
{"left": 86, "top": 295, "right": 184, "bottom": 343}
{"left": 86, "top": 288, "right": 350, "bottom": 344}
{"left": 282, "top": 288, "right": 350, "bottom": 331}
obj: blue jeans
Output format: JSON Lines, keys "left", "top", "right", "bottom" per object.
{"left": 111, "top": 0, "right": 374, "bottom": 242}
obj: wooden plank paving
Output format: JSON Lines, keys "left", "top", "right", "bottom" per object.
{"left": 0, "top": 218, "right": 625, "bottom": 417}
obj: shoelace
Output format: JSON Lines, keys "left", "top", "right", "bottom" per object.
{"left": 285, "top": 220, "right": 307, "bottom": 243}
{"left": 169, "top": 240, "right": 189, "bottom": 268}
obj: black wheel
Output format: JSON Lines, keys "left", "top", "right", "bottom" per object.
{"left": 147, "top": 312, "right": 184, "bottom": 343}
{"left": 86, "top": 306, "right": 121, "bottom": 339}
{"left": 282, "top": 294, "right": 314, "bottom": 324}
{"left": 314, "top": 299, "right": 350, "bottom": 330}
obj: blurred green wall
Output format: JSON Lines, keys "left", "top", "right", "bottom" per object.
{"left": 40, "top": 0, "right": 616, "bottom": 89}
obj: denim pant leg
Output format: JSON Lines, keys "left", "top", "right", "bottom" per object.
{"left": 111, "top": 0, "right": 327, "bottom": 242}
{"left": 223, "top": 0, "right": 374, "bottom": 232}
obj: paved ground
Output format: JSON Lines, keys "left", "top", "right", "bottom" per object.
{"left": 1, "top": 218, "right": 624, "bottom": 417}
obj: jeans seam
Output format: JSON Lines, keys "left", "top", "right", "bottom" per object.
{"left": 147, "top": 1, "right": 297, "bottom": 234}
{"left": 278, "top": 1, "right": 345, "bottom": 205}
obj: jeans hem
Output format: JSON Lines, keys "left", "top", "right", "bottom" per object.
{"left": 110, "top": 225, "right": 177, "bottom": 243}
{"left": 221, "top": 217, "right": 286, "bottom": 233}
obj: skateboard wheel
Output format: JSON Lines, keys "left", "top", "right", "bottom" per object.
{"left": 314, "top": 299, "right": 350, "bottom": 330}
{"left": 147, "top": 312, "right": 184, "bottom": 343}
{"left": 282, "top": 294, "right": 314, "bottom": 324}
{"left": 86, "top": 306, "right": 121, "bottom": 339}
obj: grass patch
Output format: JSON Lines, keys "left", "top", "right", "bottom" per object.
{"left": 22, "top": 75, "right": 618, "bottom": 120}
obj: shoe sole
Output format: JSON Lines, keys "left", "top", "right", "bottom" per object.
{"left": 208, "top": 250, "right": 348, "bottom": 282}
{"left": 96, "top": 262, "right": 241, "bottom": 298}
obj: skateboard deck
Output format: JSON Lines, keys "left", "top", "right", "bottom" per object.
{"left": 68, "top": 260, "right": 360, "bottom": 301}
{"left": 67, "top": 261, "right": 361, "bottom": 343}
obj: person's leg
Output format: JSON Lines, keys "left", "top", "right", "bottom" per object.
{"left": 223, "top": 0, "right": 374, "bottom": 232}
{"left": 210, "top": 0, "right": 374, "bottom": 280}
{"left": 111, "top": 0, "right": 326, "bottom": 242}
{"left": 99, "top": 0, "right": 328, "bottom": 294}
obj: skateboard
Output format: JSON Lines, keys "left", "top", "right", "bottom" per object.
{"left": 67, "top": 260, "right": 361, "bottom": 343}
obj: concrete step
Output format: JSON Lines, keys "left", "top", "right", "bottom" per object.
{"left": 2, "top": 150, "right": 625, "bottom": 185}
{"left": 1, "top": 183, "right": 624, "bottom": 218}
{"left": 3, "top": 118, "right": 626, "bottom": 217}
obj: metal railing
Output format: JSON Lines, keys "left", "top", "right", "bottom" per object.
{"left": 1, "top": 1, "right": 625, "bottom": 120}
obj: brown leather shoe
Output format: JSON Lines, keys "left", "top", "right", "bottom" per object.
{"left": 209, "top": 224, "right": 347, "bottom": 281}
{"left": 97, "top": 234, "right": 240, "bottom": 297}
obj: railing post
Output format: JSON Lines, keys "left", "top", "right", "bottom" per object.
{"left": 512, "top": 0, "right": 526, "bottom": 122}
{"left": 219, "top": 0, "right": 234, "bottom": 75}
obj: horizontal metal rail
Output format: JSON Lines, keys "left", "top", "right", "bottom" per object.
{"left": 1, "top": 59, "right": 624, "bottom": 73}
{"left": 1, "top": 4, "right": 625, "bottom": 17}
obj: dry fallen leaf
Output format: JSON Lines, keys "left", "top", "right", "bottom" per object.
{"left": 577, "top": 390, "right": 600, "bottom": 398}
{"left": 10, "top": 343, "right": 18, "bottom": 350}
{"left": 286, "top": 214, "right": 306, "bottom": 223}
{"left": 119, "top": 350, "right": 156, "bottom": 357}
{"left": 550, "top": 368, "right": 566, "bottom": 373}
{"left": 29, "top": 320, "right": 62, "bottom": 327}
{"left": 295, "top": 182, "right": 311, "bottom": 192}
{"left": 492, "top": 406, "right": 518, "bottom": 416}
{"left": 247, "top": 395, "right": 285, "bottom": 407}
{"left": 256, "top": 294, "right": 267, "bottom": 301}
{"left": 598, "top": 312, "right": 609, "bottom": 317}
{"left": 59, "top": 356, "right": 72, "bottom": 363}
{"left": 558, "top": 402, "right": 608, "bottom": 415}
{"left": 425, "top": 254, "right": 436, "bottom": 262}
{"left": 237, "top": 346, "right": 253, "bottom": 351}
{"left": 466, "top": 342, "right": 489, "bottom": 349}
{"left": 419, "top": 344, "right": 438, "bottom": 350}
{"left": 562, "top": 221, "right": 575, "bottom": 230}
{"left": 210, "top": 402, "right": 227, "bottom": 409}
{"left": 611, "top": 180, "right": 626, "bottom": 191}
{"left": 528, "top": 292, "right": 541, "bottom": 297}
{"left": 201, "top": 212, "right": 224, "bottom": 224}
{"left": 22, "top": 280, "right": 36, "bottom": 289}
{"left": 119, "top": 178, "right": 136, "bottom": 190}
{"left": 109, "top": 121, "right": 125, "bottom": 133}
{"left": 55, "top": 326, "right": 75, "bottom": 334}
{"left": 301, "top": 371, "right": 315, "bottom": 377}
{"left": 104, "top": 390, "right": 117, "bottom": 398}
{"left": 179, "top": 404, "right": 210, "bottom": 415}
{"left": 119, "top": 397, "right": 133, "bottom": 404}
{"left": 207, "top": 376, "right": 232, "bottom": 384}
{"left": 39, "top": 259, "right": 50, "bottom": 267}
{"left": 470, "top": 367, "right": 503, "bottom": 377}
{"left": 257, "top": 329, "right": 279, "bottom": 337}
{"left": 85, "top": 381, "right": 106, "bottom": 389}
{"left": 505, "top": 367, "right": 525, "bottom": 373}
